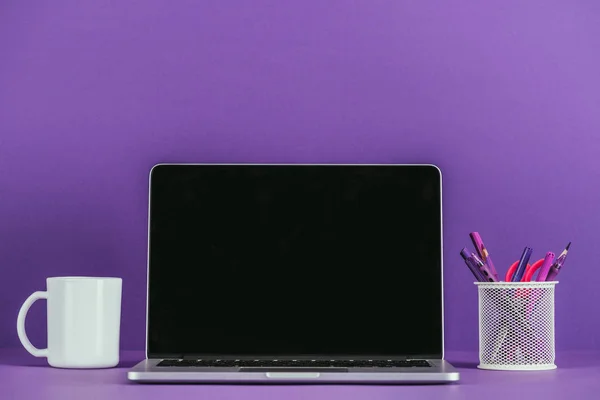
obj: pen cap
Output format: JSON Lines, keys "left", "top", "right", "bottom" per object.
{"left": 460, "top": 248, "right": 471, "bottom": 260}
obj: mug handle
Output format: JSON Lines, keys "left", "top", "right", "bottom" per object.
{"left": 17, "top": 291, "right": 48, "bottom": 357}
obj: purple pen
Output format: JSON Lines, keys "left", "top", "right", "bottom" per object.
{"left": 512, "top": 247, "right": 533, "bottom": 282}
{"left": 469, "top": 232, "right": 499, "bottom": 281}
{"left": 546, "top": 242, "right": 571, "bottom": 281}
{"left": 461, "top": 248, "right": 485, "bottom": 282}
{"left": 470, "top": 252, "right": 498, "bottom": 282}
{"left": 535, "top": 252, "right": 555, "bottom": 282}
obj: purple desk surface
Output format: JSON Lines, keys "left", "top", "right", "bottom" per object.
{"left": 2, "top": 349, "right": 599, "bottom": 399}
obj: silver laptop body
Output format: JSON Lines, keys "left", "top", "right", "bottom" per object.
{"left": 128, "top": 164, "right": 459, "bottom": 384}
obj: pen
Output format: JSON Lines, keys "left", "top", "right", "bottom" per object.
{"left": 545, "top": 242, "right": 571, "bottom": 281}
{"left": 470, "top": 252, "right": 498, "bottom": 282}
{"left": 460, "top": 248, "right": 485, "bottom": 282}
{"left": 469, "top": 232, "right": 499, "bottom": 281}
{"left": 511, "top": 247, "right": 533, "bottom": 282}
{"left": 523, "top": 251, "right": 556, "bottom": 317}
{"left": 535, "top": 252, "right": 555, "bottom": 282}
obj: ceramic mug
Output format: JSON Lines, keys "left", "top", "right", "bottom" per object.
{"left": 17, "top": 277, "right": 122, "bottom": 368}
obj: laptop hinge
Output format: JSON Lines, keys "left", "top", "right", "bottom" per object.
{"left": 179, "top": 355, "right": 416, "bottom": 360}
{"left": 148, "top": 354, "right": 184, "bottom": 360}
{"left": 181, "top": 355, "right": 242, "bottom": 360}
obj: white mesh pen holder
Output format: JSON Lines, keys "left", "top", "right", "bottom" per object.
{"left": 476, "top": 281, "right": 558, "bottom": 370}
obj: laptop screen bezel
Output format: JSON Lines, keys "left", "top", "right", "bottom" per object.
{"left": 144, "top": 163, "right": 445, "bottom": 360}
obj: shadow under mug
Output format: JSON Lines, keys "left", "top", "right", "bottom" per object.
{"left": 17, "top": 277, "right": 122, "bottom": 368}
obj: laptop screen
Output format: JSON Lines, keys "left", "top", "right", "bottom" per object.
{"left": 147, "top": 164, "right": 443, "bottom": 358}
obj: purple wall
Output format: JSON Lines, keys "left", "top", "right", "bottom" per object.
{"left": 1, "top": 1, "right": 600, "bottom": 351}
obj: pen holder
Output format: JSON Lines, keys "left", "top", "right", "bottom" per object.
{"left": 476, "top": 281, "right": 557, "bottom": 371}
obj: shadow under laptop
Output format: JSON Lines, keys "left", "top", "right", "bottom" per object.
{"left": 130, "top": 381, "right": 460, "bottom": 386}
{"left": 447, "top": 360, "right": 478, "bottom": 369}
{"left": 444, "top": 351, "right": 479, "bottom": 369}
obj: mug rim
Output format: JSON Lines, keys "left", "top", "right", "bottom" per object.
{"left": 46, "top": 276, "right": 122, "bottom": 281}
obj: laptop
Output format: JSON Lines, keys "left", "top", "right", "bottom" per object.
{"left": 128, "top": 164, "right": 459, "bottom": 383}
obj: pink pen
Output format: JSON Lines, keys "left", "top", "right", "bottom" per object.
{"left": 535, "top": 252, "right": 556, "bottom": 282}
{"left": 525, "top": 251, "right": 557, "bottom": 320}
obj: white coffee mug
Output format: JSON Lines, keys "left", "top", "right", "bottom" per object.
{"left": 17, "top": 277, "right": 122, "bottom": 368}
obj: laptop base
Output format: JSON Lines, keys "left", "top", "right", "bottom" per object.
{"left": 127, "top": 359, "right": 459, "bottom": 384}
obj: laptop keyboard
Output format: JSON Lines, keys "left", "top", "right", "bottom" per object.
{"left": 157, "top": 359, "right": 431, "bottom": 368}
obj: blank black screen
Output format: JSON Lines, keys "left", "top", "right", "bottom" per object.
{"left": 148, "top": 165, "right": 442, "bottom": 358}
